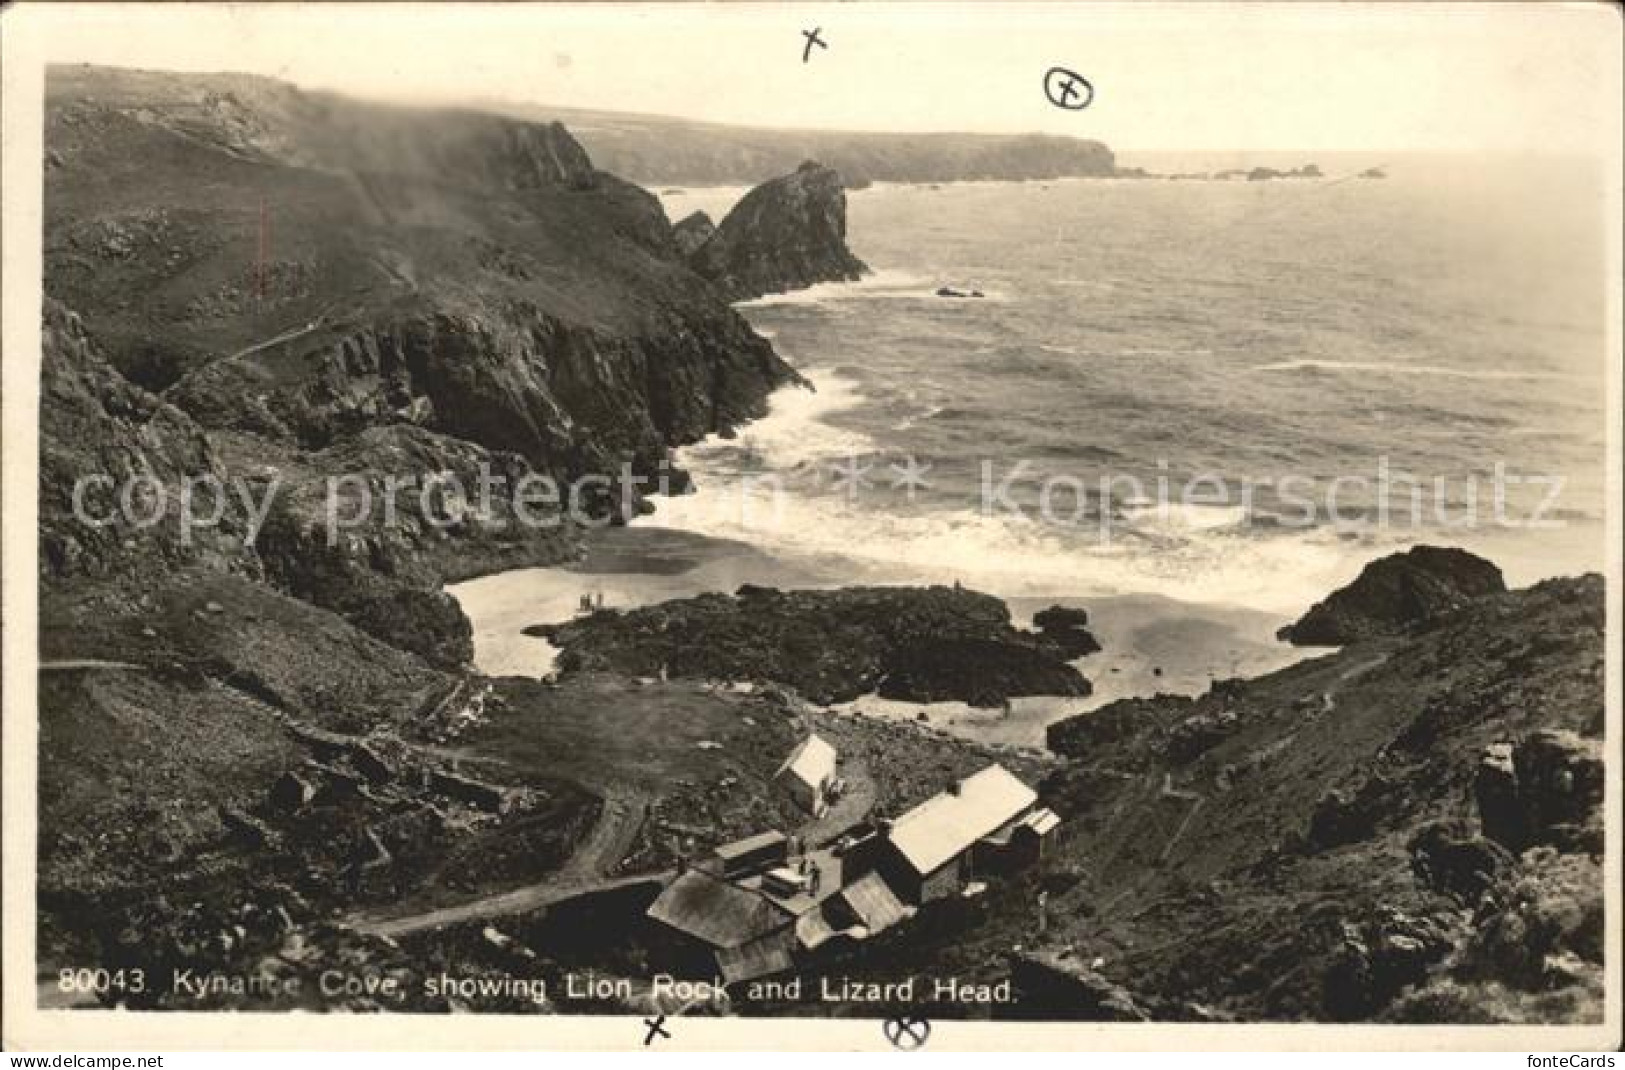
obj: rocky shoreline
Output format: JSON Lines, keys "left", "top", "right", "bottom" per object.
{"left": 33, "top": 66, "right": 1605, "bottom": 1024}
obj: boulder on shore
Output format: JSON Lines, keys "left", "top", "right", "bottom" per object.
{"left": 877, "top": 637, "right": 1092, "bottom": 707}
{"left": 1277, "top": 546, "right": 1506, "bottom": 646}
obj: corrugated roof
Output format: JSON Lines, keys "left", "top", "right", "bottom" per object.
{"left": 836, "top": 871, "right": 912, "bottom": 936}
{"left": 777, "top": 733, "right": 837, "bottom": 788}
{"left": 887, "top": 765, "right": 1038, "bottom": 875}
{"left": 714, "top": 829, "right": 788, "bottom": 862}
{"left": 646, "top": 870, "right": 793, "bottom": 949}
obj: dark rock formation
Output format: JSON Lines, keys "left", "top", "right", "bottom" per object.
{"left": 1032, "top": 605, "right": 1101, "bottom": 659}
{"left": 1322, "top": 910, "right": 1454, "bottom": 1021}
{"left": 877, "top": 637, "right": 1091, "bottom": 706}
{"left": 689, "top": 161, "right": 868, "bottom": 301}
{"left": 535, "top": 584, "right": 1088, "bottom": 707}
{"left": 671, "top": 210, "right": 715, "bottom": 257}
{"left": 1409, "top": 822, "right": 1513, "bottom": 905}
{"left": 1046, "top": 694, "right": 1196, "bottom": 760}
{"left": 1008, "top": 951, "right": 1151, "bottom": 1021}
{"left": 1246, "top": 164, "right": 1323, "bottom": 181}
{"left": 1475, "top": 731, "right": 1604, "bottom": 854}
{"left": 1277, "top": 545, "right": 1506, "bottom": 645}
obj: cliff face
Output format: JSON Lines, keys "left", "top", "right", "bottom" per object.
{"left": 497, "top": 103, "right": 1117, "bottom": 186}
{"left": 39, "top": 298, "right": 261, "bottom": 584}
{"left": 689, "top": 162, "right": 868, "bottom": 301}
{"left": 41, "top": 67, "right": 807, "bottom": 644}
{"left": 44, "top": 66, "right": 798, "bottom": 474}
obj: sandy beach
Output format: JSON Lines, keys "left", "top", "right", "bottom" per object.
{"left": 448, "top": 523, "right": 1317, "bottom": 747}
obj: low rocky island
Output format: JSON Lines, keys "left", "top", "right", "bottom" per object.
{"left": 531, "top": 584, "right": 1095, "bottom": 707}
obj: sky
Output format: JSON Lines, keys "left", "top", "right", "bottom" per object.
{"left": 9, "top": 2, "right": 1623, "bottom": 154}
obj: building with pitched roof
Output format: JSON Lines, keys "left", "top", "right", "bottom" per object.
{"left": 775, "top": 733, "right": 838, "bottom": 816}
{"left": 644, "top": 868, "right": 797, "bottom": 984}
{"left": 868, "top": 764, "right": 1046, "bottom": 903}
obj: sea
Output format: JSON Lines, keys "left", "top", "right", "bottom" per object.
{"left": 452, "top": 152, "right": 1613, "bottom": 746}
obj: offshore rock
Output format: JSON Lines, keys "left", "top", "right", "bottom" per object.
{"left": 689, "top": 161, "right": 868, "bottom": 301}
{"left": 1278, "top": 546, "right": 1506, "bottom": 646}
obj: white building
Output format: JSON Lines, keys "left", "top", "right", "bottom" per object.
{"left": 775, "top": 734, "right": 838, "bottom": 816}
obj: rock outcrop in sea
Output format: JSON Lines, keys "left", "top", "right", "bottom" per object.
{"left": 1277, "top": 545, "right": 1506, "bottom": 646}
{"left": 688, "top": 161, "right": 868, "bottom": 301}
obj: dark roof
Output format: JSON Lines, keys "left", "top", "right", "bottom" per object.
{"left": 646, "top": 869, "right": 793, "bottom": 949}
{"left": 714, "top": 829, "right": 789, "bottom": 862}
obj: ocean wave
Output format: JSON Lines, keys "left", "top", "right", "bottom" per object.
{"left": 653, "top": 452, "right": 1375, "bottom": 615}
{"left": 677, "top": 371, "right": 875, "bottom": 473}
{"left": 1251, "top": 359, "right": 1588, "bottom": 382}
{"left": 737, "top": 271, "right": 1019, "bottom": 308}
{"left": 735, "top": 269, "right": 932, "bottom": 308}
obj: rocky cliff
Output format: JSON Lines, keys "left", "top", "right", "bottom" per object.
{"left": 671, "top": 211, "right": 716, "bottom": 257}
{"left": 689, "top": 162, "right": 868, "bottom": 301}
{"left": 45, "top": 68, "right": 798, "bottom": 478}
{"left": 494, "top": 103, "right": 1117, "bottom": 187}
{"left": 1024, "top": 568, "right": 1605, "bottom": 1022}
{"left": 1277, "top": 545, "right": 1507, "bottom": 646}
{"left": 41, "top": 65, "right": 811, "bottom": 660}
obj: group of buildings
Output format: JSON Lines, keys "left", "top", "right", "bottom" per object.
{"left": 645, "top": 733, "right": 1061, "bottom": 986}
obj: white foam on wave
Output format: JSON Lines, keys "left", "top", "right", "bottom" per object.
{"left": 660, "top": 371, "right": 874, "bottom": 493}
{"left": 655, "top": 440, "right": 1370, "bottom": 616}
{"left": 1252, "top": 358, "right": 1587, "bottom": 382}
{"left": 1121, "top": 501, "right": 1251, "bottom": 534}
{"left": 737, "top": 269, "right": 971, "bottom": 308}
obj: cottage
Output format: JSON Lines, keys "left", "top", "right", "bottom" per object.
{"left": 644, "top": 868, "right": 797, "bottom": 984}
{"left": 870, "top": 765, "right": 1042, "bottom": 903}
{"left": 775, "top": 734, "right": 838, "bottom": 816}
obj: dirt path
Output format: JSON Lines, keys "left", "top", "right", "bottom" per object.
{"left": 560, "top": 787, "right": 650, "bottom": 880}
{"left": 349, "top": 784, "right": 654, "bottom": 938}
{"left": 224, "top": 313, "right": 328, "bottom": 362}
{"left": 354, "top": 869, "right": 668, "bottom": 939}
{"left": 1320, "top": 653, "right": 1391, "bottom": 714}
{"left": 796, "top": 758, "right": 877, "bottom": 846}
{"left": 38, "top": 659, "right": 142, "bottom": 673}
